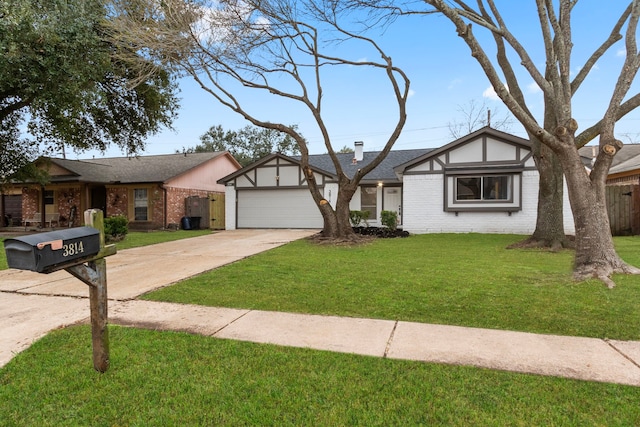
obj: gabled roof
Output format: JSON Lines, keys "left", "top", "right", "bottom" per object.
{"left": 578, "top": 144, "right": 640, "bottom": 175}
{"left": 218, "top": 149, "right": 433, "bottom": 185}
{"left": 394, "top": 126, "right": 531, "bottom": 174}
{"left": 42, "top": 152, "right": 236, "bottom": 184}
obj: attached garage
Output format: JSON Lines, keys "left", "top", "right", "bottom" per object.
{"left": 237, "top": 188, "right": 323, "bottom": 228}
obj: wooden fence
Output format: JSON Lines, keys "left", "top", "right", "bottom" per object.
{"left": 605, "top": 184, "right": 640, "bottom": 236}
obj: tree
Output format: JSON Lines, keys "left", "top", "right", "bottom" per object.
{"left": 337, "top": 145, "right": 355, "bottom": 154}
{"left": 397, "top": 1, "right": 640, "bottom": 286}
{"left": 191, "top": 124, "right": 301, "bottom": 166}
{"left": 107, "top": 0, "right": 410, "bottom": 240}
{"left": 0, "top": 0, "right": 179, "bottom": 164}
{"left": 448, "top": 99, "right": 513, "bottom": 139}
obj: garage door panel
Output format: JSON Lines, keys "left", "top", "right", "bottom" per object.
{"left": 238, "top": 189, "right": 323, "bottom": 228}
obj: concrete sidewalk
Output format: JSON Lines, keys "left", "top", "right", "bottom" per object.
{"left": 2, "top": 229, "right": 640, "bottom": 386}
{"left": 108, "top": 300, "right": 640, "bottom": 387}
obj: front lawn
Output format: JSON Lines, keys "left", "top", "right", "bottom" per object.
{"left": 144, "top": 233, "right": 640, "bottom": 340}
{"left": 1, "top": 325, "right": 639, "bottom": 426}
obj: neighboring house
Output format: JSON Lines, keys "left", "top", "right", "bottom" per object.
{"left": 4, "top": 152, "right": 240, "bottom": 230}
{"left": 219, "top": 127, "right": 576, "bottom": 235}
{"left": 579, "top": 144, "right": 640, "bottom": 185}
{"left": 579, "top": 144, "right": 640, "bottom": 235}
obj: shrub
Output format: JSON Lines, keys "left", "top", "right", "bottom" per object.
{"left": 104, "top": 215, "right": 129, "bottom": 242}
{"left": 380, "top": 210, "right": 398, "bottom": 231}
{"left": 349, "top": 210, "right": 370, "bottom": 227}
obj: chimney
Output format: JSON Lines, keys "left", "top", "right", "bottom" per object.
{"left": 354, "top": 141, "right": 364, "bottom": 162}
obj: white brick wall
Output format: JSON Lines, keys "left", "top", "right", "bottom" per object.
{"left": 402, "top": 171, "right": 575, "bottom": 235}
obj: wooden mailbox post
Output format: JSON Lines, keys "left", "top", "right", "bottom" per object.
{"left": 3, "top": 209, "right": 116, "bottom": 372}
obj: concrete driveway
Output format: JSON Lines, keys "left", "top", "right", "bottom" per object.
{"left": 0, "top": 229, "right": 317, "bottom": 367}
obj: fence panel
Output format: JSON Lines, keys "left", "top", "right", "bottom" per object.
{"left": 605, "top": 184, "right": 638, "bottom": 235}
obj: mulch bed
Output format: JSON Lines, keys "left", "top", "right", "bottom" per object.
{"left": 353, "top": 226, "right": 410, "bottom": 238}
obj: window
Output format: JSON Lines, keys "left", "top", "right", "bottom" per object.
{"left": 456, "top": 175, "right": 511, "bottom": 201}
{"left": 44, "top": 190, "right": 55, "bottom": 205}
{"left": 361, "top": 187, "right": 378, "bottom": 220}
{"left": 445, "top": 172, "right": 521, "bottom": 213}
{"left": 134, "top": 188, "right": 148, "bottom": 221}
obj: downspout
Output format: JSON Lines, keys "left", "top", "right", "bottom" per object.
{"left": 162, "top": 184, "right": 168, "bottom": 229}
{"left": 40, "top": 185, "right": 46, "bottom": 226}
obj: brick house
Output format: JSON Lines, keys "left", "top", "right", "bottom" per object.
{"left": 4, "top": 152, "right": 240, "bottom": 230}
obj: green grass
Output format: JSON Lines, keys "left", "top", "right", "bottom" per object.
{"left": 144, "top": 234, "right": 640, "bottom": 340}
{"left": 1, "top": 325, "right": 639, "bottom": 426}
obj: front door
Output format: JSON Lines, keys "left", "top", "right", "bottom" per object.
{"left": 383, "top": 187, "right": 402, "bottom": 225}
{"left": 90, "top": 187, "right": 107, "bottom": 213}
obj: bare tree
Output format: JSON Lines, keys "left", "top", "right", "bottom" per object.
{"left": 448, "top": 99, "right": 513, "bottom": 139}
{"left": 415, "top": 1, "right": 640, "bottom": 287}
{"left": 106, "top": 0, "right": 409, "bottom": 240}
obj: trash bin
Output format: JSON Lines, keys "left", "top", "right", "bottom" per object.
{"left": 190, "top": 216, "right": 201, "bottom": 230}
{"left": 181, "top": 216, "right": 191, "bottom": 230}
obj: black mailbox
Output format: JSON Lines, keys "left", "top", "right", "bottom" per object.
{"left": 4, "top": 227, "right": 101, "bottom": 273}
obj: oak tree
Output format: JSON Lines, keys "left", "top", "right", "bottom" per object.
{"left": 0, "top": 0, "right": 179, "bottom": 173}
{"left": 413, "top": 0, "right": 640, "bottom": 286}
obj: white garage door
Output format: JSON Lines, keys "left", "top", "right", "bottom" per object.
{"left": 237, "top": 189, "right": 323, "bottom": 228}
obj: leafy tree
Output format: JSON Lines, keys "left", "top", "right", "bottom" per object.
{"left": 192, "top": 124, "right": 301, "bottom": 167}
{"left": 107, "top": 0, "right": 410, "bottom": 240}
{"left": 385, "top": 0, "right": 640, "bottom": 286}
{"left": 337, "top": 145, "right": 355, "bottom": 154}
{"left": 0, "top": 0, "right": 179, "bottom": 171}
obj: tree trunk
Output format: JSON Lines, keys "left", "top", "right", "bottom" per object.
{"left": 532, "top": 143, "right": 572, "bottom": 247}
{"left": 556, "top": 144, "right": 640, "bottom": 287}
{"left": 317, "top": 183, "right": 358, "bottom": 241}
{"left": 508, "top": 141, "right": 572, "bottom": 250}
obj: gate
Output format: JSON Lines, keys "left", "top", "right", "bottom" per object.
{"left": 605, "top": 184, "right": 640, "bottom": 235}
{"left": 209, "top": 193, "right": 225, "bottom": 230}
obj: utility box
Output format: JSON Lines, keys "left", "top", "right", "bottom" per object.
{"left": 4, "top": 227, "right": 101, "bottom": 273}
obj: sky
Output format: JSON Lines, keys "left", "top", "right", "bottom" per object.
{"left": 80, "top": 1, "right": 640, "bottom": 160}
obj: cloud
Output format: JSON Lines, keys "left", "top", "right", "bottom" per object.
{"left": 482, "top": 84, "right": 508, "bottom": 101}
{"left": 617, "top": 48, "right": 626, "bottom": 57}
{"left": 408, "top": 89, "right": 415, "bottom": 98}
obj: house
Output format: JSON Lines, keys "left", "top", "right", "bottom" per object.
{"left": 579, "top": 144, "right": 640, "bottom": 185}
{"left": 2, "top": 152, "right": 241, "bottom": 230}
{"left": 579, "top": 144, "right": 640, "bottom": 235}
{"left": 219, "top": 127, "right": 576, "bottom": 234}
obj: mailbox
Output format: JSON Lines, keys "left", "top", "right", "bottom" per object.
{"left": 4, "top": 227, "right": 101, "bottom": 273}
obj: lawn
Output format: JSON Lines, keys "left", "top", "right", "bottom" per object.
{"left": 1, "top": 325, "right": 639, "bottom": 426}
{"left": 3, "top": 232, "right": 640, "bottom": 425}
{"left": 145, "top": 233, "right": 640, "bottom": 340}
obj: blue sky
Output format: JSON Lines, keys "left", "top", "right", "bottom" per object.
{"left": 84, "top": 1, "right": 640, "bottom": 159}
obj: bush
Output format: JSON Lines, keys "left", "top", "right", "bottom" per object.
{"left": 349, "top": 210, "right": 370, "bottom": 227}
{"left": 380, "top": 210, "right": 398, "bottom": 231}
{"left": 104, "top": 215, "right": 129, "bottom": 242}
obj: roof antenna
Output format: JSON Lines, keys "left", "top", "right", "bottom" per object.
{"left": 487, "top": 109, "right": 491, "bottom": 128}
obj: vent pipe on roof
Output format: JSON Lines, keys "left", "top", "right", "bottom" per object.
{"left": 354, "top": 141, "right": 364, "bottom": 162}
